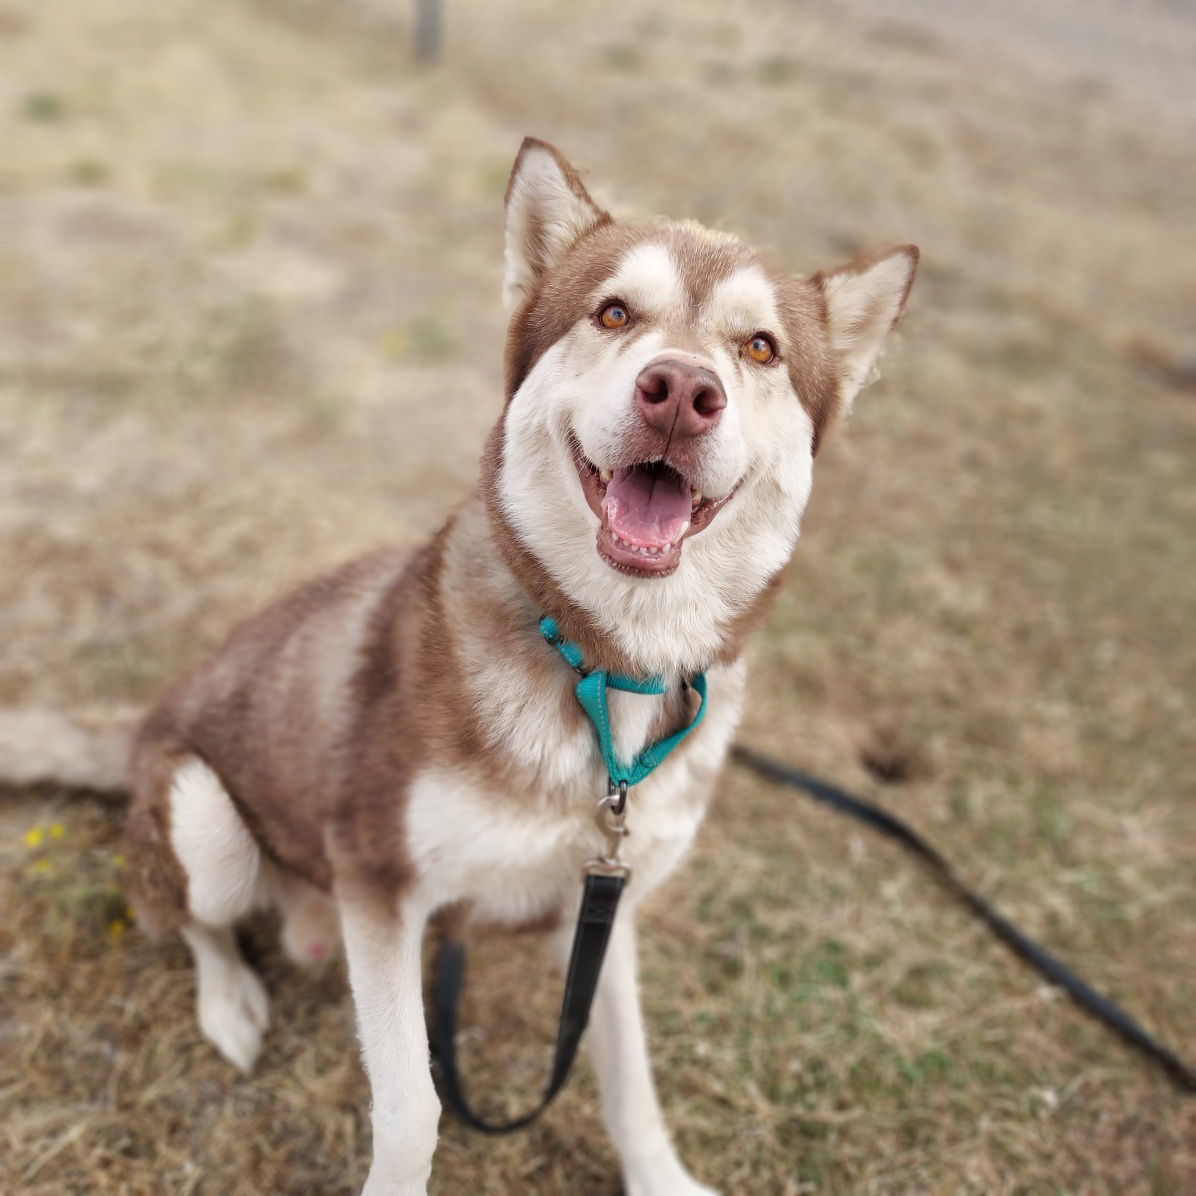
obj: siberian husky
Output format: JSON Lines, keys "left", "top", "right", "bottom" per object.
{"left": 6, "top": 139, "right": 916, "bottom": 1194}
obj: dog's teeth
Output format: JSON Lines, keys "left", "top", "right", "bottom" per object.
{"left": 691, "top": 490, "right": 703, "bottom": 508}
{"left": 599, "top": 468, "right": 613, "bottom": 483}
{"left": 609, "top": 533, "right": 674, "bottom": 558}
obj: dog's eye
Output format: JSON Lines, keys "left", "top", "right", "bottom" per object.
{"left": 745, "top": 334, "right": 776, "bottom": 364}
{"left": 598, "top": 302, "right": 630, "bottom": 329}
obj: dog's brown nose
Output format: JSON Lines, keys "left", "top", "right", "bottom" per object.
{"left": 634, "top": 359, "right": 726, "bottom": 438}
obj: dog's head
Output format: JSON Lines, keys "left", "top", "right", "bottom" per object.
{"left": 487, "top": 139, "right": 917, "bottom": 675}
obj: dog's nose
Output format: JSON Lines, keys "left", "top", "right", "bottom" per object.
{"left": 634, "top": 359, "right": 726, "bottom": 438}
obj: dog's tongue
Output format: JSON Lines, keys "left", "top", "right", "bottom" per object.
{"left": 602, "top": 465, "right": 691, "bottom": 548}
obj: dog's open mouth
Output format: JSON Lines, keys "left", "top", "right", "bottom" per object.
{"left": 572, "top": 440, "right": 734, "bottom": 578}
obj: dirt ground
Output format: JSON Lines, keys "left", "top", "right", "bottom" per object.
{"left": 2, "top": 1, "right": 1195, "bottom": 1193}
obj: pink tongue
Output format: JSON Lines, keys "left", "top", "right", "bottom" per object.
{"left": 602, "top": 466, "right": 692, "bottom": 548}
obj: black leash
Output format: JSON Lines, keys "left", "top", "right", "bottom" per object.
{"left": 732, "top": 744, "right": 1196, "bottom": 1095}
{"left": 432, "top": 871, "right": 626, "bottom": 1133}
{"left": 432, "top": 750, "right": 1194, "bottom": 1135}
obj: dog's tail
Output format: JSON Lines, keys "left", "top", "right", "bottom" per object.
{"left": 0, "top": 707, "right": 140, "bottom": 794}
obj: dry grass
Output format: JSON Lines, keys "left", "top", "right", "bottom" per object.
{"left": 2, "top": 0, "right": 1195, "bottom": 1192}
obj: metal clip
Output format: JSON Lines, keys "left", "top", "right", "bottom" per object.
{"left": 584, "top": 783, "right": 632, "bottom": 883}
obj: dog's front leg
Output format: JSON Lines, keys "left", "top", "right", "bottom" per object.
{"left": 556, "top": 907, "right": 719, "bottom": 1196}
{"left": 341, "top": 896, "right": 439, "bottom": 1196}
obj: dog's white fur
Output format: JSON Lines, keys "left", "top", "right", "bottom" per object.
{"left": 169, "top": 756, "right": 261, "bottom": 927}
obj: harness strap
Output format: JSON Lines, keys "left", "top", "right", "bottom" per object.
{"left": 431, "top": 872, "right": 626, "bottom": 1133}
{"left": 540, "top": 615, "right": 708, "bottom": 789}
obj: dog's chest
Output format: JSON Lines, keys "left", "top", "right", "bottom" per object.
{"left": 405, "top": 669, "right": 744, "bottom": 921}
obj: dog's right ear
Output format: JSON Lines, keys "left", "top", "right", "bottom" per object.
{"left": 503, "top": 138, "right": 609, "bottom": 310}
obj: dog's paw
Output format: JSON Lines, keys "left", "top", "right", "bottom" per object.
{"left": 196, "top": 959, "right": 270, "bottom": 1073}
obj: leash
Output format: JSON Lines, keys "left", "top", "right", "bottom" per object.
{"left": 430, "top": 617, "right": 707, "bottom": 1131}
{"left": 731, "top": 744, "right": 1196, "bottom": 1095}
{"left": 433, "top": 626, "right": 1195, "bottom": 1133}
{"left": 432, "top": 870, "right": 625, "bottom": 1133}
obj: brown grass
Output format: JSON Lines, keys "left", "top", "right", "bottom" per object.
{"left": 2, "top": 0, "right": 1195, "bottom": 1193}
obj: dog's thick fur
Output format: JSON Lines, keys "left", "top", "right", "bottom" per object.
{"left": 6, "top": 140, "right": 916, "bottom": 1195}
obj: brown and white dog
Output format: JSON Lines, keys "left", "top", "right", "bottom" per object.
{"left": 8, "top": 139, "right": 916, "bottom": 1195}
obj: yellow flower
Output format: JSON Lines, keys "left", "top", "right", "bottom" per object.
{"left": 31, "top": 857, "right": 52, "bottom": 875}
{"left": 113, "top": 853, "right": 126, "bottom": 869}
{"left": 108, "top": 918, "right": 127, "bottom": 943}
{"left": 49, "top": 822, "right": 66, "bottom": 840}
{"left": 24, "top": 825, "right": 46, "bottom": 849}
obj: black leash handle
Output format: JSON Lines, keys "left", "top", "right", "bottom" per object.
{"left": 432, "top": 872, "right": 625, "bottom": 1132}
{"left": 732, "top": 744, "right": 1196, "bottom": 1095}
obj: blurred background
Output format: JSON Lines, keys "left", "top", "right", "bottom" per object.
{"left": 1, "top": 1, "right": 1193, "bottom": 1192}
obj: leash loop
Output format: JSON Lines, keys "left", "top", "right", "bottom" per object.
{"left": 431, "top": 872, "right": 627, "bottom": 1135}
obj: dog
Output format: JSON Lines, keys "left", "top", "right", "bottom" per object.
{"left": 9, "top": 138, "right": 917, "bottom": 1195}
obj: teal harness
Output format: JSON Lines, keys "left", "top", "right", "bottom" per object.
{"left": 538, "top": 615, "right": 708, "bottom": 792}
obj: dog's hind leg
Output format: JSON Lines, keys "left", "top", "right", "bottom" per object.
{"left": 166, "top": 756, "right": 271, "bottom": 1073}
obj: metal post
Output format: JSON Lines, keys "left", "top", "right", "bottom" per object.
{"left": 415, "top": 0, "right": 442, "bottom": 61}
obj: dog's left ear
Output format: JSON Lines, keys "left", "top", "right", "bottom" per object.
{"left": 504, "top": 138, "right": 609, "bottom": 310}
{"left": 813, "top": 245, "right": 918, "bottom": 410}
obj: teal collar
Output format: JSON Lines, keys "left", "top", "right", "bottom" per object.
{"left": 539, "top": 615, "right": 708, "bottom": 790}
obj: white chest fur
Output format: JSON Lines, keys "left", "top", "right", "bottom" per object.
{"left": 405, "top": 658, "right": 746, "bottom": 922}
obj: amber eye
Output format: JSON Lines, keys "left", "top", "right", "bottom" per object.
{"left": 598, "top": 301, "right": 630, "bottom": 329}
{"left": 746, "top": 333, "right": 776, "bottom": 364}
